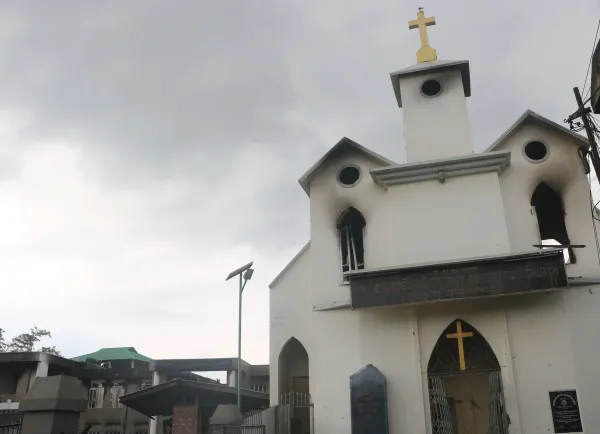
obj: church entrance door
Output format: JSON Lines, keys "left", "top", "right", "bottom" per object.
{"left": 278, "top": 337, "right": 311, "bottom": 434}
{"left": 427, "top": 320, "right": 509, "bottom": 434}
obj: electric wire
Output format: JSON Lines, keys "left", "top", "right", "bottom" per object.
{"left": 582, "top": 18, "right": 600, "bottom": 99}
{"left": 587, "top": 166, "right": 600, "bottom": 265}
{"left": 583, "top": 84, "right": 600, "bottom": 108}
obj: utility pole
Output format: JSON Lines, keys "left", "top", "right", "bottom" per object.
{"left": 225, "top": 261, "right": 255, "bottom": 413}
{"left": 570, "top": 87, "right": 600, "bottom": 178}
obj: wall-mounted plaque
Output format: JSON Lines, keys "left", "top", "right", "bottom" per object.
{"left": 350, "top": 364, "right": 389, "bottom": 434}
{"left": 549, "top": 390, "right": 583, "bottom": 433}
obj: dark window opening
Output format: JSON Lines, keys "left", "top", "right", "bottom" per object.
{"left": 338, "top": 166, "right": 361, "bottom": 186}
{"left": 524, "top": 141, "right": 548, "bottom": 162}
{"left": 337, "top": 207, "right": 366, "bottom": 278}
{"left": 421, "top": 79, "right": 442, "bottom": 97}
{"left": 531, "top": 182, "right": 575, "bottom": 264}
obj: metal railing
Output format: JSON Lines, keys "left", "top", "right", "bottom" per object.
{"left": 0, "top": 410, "right": 22, "bottom": 434}
{"left": 223, "top": 427, "right": 265, "bottom": 434}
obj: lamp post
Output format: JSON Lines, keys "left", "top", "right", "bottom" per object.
{"left": 225, "top": 261, "right": 254, "bottom": 413}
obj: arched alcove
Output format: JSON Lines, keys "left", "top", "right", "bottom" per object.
{"left": 278, "top": 337, "right": 309, "bottom": 397}
{"left": 427, "top": 320, "right": 509, "bottom": 434}
{"left": 278, "top": 337, "right": 310, "bottom": 434}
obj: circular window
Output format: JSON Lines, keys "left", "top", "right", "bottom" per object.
{"left": 523, "top": 141, "right": 549, "bottom": 162}
{"left": 338, "top": 165, "right": 361, "bottom": 187}
{"left": 421, "top": 79, "right": 442, "bottom": 97}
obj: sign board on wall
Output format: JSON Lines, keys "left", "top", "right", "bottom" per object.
{"left": 549, "top": 390, "right": 583, "bottom": 433}
{"left": 349, "top": 251, "right": 567, "bottom": 309}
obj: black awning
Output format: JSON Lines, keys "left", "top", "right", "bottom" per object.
{"left": 119, "top": 379, "right": 269, "bottom": 417}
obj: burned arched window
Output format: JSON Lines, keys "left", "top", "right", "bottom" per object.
{"left": 337, "top": 207, "right": 366, "bottom": 278}
{"left": 531, "top": 182, "right": 575, "bottom": 263}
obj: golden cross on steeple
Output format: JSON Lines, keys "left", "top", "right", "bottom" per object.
{"left": 408, "top": 7, "right": 437, "bottom": 63}
{"left": 446, "top": 320, "right": 474, "bottom": 371}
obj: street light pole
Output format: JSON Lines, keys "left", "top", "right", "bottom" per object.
{"left": 226, "top": 261, "right": 254, "bottom": 413}
{"left": 237, "top": 272, "right": 243, "bottom": 411}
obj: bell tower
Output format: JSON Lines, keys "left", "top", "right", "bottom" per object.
{"left": 391, "top": 9, "right": 474, "bottom": 163}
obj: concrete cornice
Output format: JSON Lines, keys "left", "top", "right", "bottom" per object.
{"left": 370, "top": 150, "right": 511, "bottom": 187}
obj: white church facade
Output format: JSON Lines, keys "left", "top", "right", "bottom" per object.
{"left": 269, "top": 9, "right": 600, "bottom": 434}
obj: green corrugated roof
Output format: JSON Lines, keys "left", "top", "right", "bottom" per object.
{"left": 72, "top": 347, "right": 152, "bottom": 363}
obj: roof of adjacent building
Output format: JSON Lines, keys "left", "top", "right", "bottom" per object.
{"left": 72, "top": 347, "right": 152, "bottom": 363}
{"left": 0, "top": 352, "right": 82, "bottom": 373}
{"left": 120, "top": 379, "right": 269, "bottom": 417}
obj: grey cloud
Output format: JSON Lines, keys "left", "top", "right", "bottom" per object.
{"left": 0, "top": 0, "right": 598, "bottom": 253}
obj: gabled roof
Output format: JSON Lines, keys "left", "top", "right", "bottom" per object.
{"left": 485, "top": 109, "right": 588, "bottom": 152}
{"left": 72, "top": 347, "right": 152, "bottom": 363}
{"left": 269, "top": 241, "right": 310, "bottom": 288}
{"left": 298, "top": 137, "right": 395, "bottom": 196}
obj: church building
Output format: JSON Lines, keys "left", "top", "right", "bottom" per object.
{"left": 269, "top": 9, "right": 600, "bottom": 434}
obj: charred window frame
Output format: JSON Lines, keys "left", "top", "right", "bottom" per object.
{"left": 337, "top": 207, "right": 366, "bottom": 282}
{"left": 531, "top": 182, "right": 576, "bottom": 264}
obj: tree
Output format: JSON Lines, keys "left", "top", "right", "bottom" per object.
{"left": 0, "top": 327, "right": 61, "bottom": 356}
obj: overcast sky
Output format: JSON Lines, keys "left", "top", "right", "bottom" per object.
{"left": 0, "top": 1, "right": 598, "bottom": 378}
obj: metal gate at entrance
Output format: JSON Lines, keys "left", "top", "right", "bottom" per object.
{"left": 222, "top": 427, "right": 265, "bottom": 434}
{"left": 277, "top": 392, "right": 313, "bottom": 434}
{"left": 214, "top": 392, "right": 313, "bottom": 434}
{"left": 428, "top": 320, "right": 509, "bottom": 434}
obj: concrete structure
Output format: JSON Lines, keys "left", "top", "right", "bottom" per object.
{"left": 19, "top": 375, "right": 87, "bottom": 434}
{"left": 121, "top": 380, "right": 268, "bottom": 434}
{"left": 0, "top": 349, "right": 269, "bottom": 434}
{"left": 270, "top": 10, "right": 600, "bottom": 434}
{"left": 0, "top": 352, "right": 80, "bottom": 411}
{"left": 146, "top": 358, "right": 269, "bottom": 434}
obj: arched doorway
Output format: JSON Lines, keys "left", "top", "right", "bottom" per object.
{"left": 278, "top": 337, "right": 310, "bottom": 434}
{"left": 427, "top": 320, "right": 509, "bottom": 434}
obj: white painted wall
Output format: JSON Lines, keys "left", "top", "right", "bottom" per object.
{"left": 270, "top": 77, "right": 600, "bottom": 434}
{"left": 494, "top": 123, "right": 599, "bottom": 276}
{"left": 269, "top": 242, "right": 313, "bottom": 406}
{"left": 398, "top": 69, "right": 474, "bottom": 162}
{"left": 308, "top": 148, "right": 510, "bottom": 310}
{"left": 561, "top": 285, "right": 600, "bottom": 433}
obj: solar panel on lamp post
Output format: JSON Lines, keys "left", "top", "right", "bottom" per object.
{"left": 225, "top": 261, "right": 254, "bottom": 413}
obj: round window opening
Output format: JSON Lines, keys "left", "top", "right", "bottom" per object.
{"left": 421, "top": 79, "right": 442, "bottom": 97}
{"left": 338, "top": 166, "right": 361, "bottom": 187}
{"left": 524, "top": 141, "right": 548, "bottom": 162}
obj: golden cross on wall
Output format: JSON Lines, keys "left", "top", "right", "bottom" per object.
{"left": 446, "top": 320, "right": 474, "bottom": 371}
{"left": 408, "top": 8, "right": 437, "bottom": 63}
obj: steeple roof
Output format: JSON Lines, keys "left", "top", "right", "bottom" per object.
{"left": 298, "top": 137, "right": 395, "bottom": 196}
{"left": 389, "top": 60, "right": 471, "bottom": 107}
